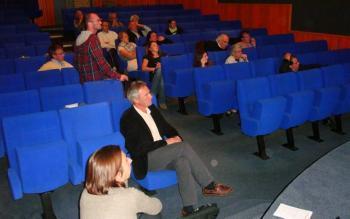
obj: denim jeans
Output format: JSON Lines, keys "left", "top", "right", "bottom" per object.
{"left": 151, "top": 68, "right": 166, "bottom": 104}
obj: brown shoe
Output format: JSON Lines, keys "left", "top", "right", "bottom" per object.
{"left": 202, "top": 183, "right": 233, "bottom": 197}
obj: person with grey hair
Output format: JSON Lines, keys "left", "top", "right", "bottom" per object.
{"left": 130, "top": 14, "right": 151, "bottom": 36}
{"left": 205, "top": 33, "right": 230, "bottom": 52}
{"left": 225, "top": 44, "right": 249, "bottom": 64}
{"left": 120, "top": 81, "right": 233, "bottom": 218}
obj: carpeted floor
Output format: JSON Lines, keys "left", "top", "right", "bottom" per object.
{"left": 1, "top": 100, "right": 349, "bottom": 219}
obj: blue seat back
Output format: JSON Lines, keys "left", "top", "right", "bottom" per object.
{"left": 251, "top": 57, "right": 278, "bottom": 76}
{"left": 269, "top": 73, "right": 300, "bottom": 96}
{"left": 40, "top": 84, "right": 84, "bottom": 111}
{"left": 6, "top": 46, "right": 36, "bottom": 59}
{"left": 298, "top": 69, "right": 324, "bottom": 90}
{"left": 242, "top": 47, "right": 258, "bottom": 61}
{"left": 257, "top": 45, "right": 277, "bottom": 58}
{"left": 160, "top": 43, "right": 186, "bottom": 56}
{"left": 194, "top": 65, "right": 225, "bottom": 100}
{"left": 0, "top": 74, "right": 25, "bottom": 93}
{"left": 321, "top": 65, "right": 346, "bottom": 87}
{"left": 15, "top": 56, "right": 46, "bottom": 74}
{"left": 83, "top": 80, "right": 124, "bottom": 104}
{"left": 161, "top": 54, "right": 192, "bottom": 83}
{"left": 224, "top": 62, "right": 253, "bottom": 81}
{"left": 24, "top": 69, "right": 63, "bottom": 89}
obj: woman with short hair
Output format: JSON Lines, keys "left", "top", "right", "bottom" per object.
{"left": 80, "top": 145, "right": 162, "bottom": 219}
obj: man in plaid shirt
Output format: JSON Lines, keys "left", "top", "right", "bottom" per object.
{"left": 74, "top": 13, "right": 128, "bottom": 82}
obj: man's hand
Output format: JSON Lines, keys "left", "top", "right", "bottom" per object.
{"left": 119, "top": 74, "right": 129, "bottom": 81}
{"left": 166, "top": 136, "right": 182, "bottom": 145}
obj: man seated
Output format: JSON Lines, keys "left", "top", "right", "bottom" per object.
{"left": 127, "top": 20, "right": 147, "bottom": 44}
{"left": 205, "top": 33, "right": 230, "bottom": 52}
{"left": 165, "top": 19, "right": 184, "bottom": 35}
{"left": 234, "top": 30, "right": 256, "bottom": 49}
{"left": 108, "top": 12, "right": 124, "bottom": 28}
{"left": 120, "top": 81, "right": 233, "bottom": 218}
{"left": 143, "top": 31, "right": 173, "bottom": 46}
{"left": 97, "top": 20, "right": 119, "bottom": 71}
{"left": 279, "top": 52, "right": 321, "bottom": 73}
{"left": 129, "top": 14, "right": 152, "bottom": 38}
{"left": 38, "top": 44, "right": 73, "bottom": 71}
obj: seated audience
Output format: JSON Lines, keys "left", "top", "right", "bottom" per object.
{"left": 38, "top": 44, "right": 73, "bottom": 71}
{"left": 108, "top": 12, "right": 124, "bottom": 28}
{"left": 120, "top": 81, "right": 233, "bottom": 217}
{"left": 97, "top": 20, "right": 119, "bottom": 71}
{"left": 143, "top": 31, "right": 173, "bottom": 46}
{"left": 165, "top": 19, "right": 184, "bottom": 35}
{"left": 73, "top": 10, "right": 85, "bottom": 36}
{"left": 130, "top": 14, "right": 152, "bottom": 37}
{"left": 279, "top": 53, "right": 321, "bottom": 73}
{"left": 193, "top": 42, "right": 213, "bottom": 67}
{"left": 225, "top": 45, "right": 249, "bottom": 64}
{"left": 205, "top": 34, "right": 230, "bottom": 52}
{"left": 234, "top": 30, "right": 256, "bottom": 49}
{"left": 142, "top": 42, "right": 167, "bottom": 109}
{"left": 80, "top": 145, "right": 162, "bottom": 219}
{"left": 117, "top": 31, "right": 138, "bottom": 72}
{"left": 127, "top": 21, "right": 147, "bottom": 44}
{"left": 74, "top": 13, "right": 128, "bottom": 82}
{"left": 279, "top": 52, "right": 292, "bottom": 73}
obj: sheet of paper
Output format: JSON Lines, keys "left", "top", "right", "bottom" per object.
{"left": 65, "top": 103, "right": 79, "bottom": 108}
{"left": 273, "top": 203, "right": 313, "bottom": 219}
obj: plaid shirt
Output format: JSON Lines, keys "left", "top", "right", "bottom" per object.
{"left": 74, "top": 33, "right": 121, "bottom": 82}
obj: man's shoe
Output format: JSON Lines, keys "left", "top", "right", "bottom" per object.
{"left": 159, "top": 103, "right": 167, "bottom": 110}
{"left": 202, "top": 183, "right": 233, "bottom": 197}
{"left": 181, "top": 203, "right": 219, "bottom": 218}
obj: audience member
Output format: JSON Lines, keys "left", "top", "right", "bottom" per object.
{"left": 205, "top": 34, "right": 230, "bottom": 52}
{"left": 38, "top": 44, "right": 73, "bottom": 71}
{"left": 165, "top": 19, "right": 184, "bottom": 35}
{"left": 130, "top": 14, "right": 152, "bottom": 37}
{"left": 117, "top": 31, "right": 138, "bottom": 72}
{"left": 279, "top": 52, "right": 292, "bottom": 73}
{"left": 234, "top": 30, "right": 256, "bottom": 49}
{"left": 80, "top": 145, "right": 162, "bottom": 219}
{"left": 141, "top": 42, "right": 167, "bottom": 109}
{"left": 108, "top": 12, "right": 124, "bottom": 28}
{"left": 120, "top": 81, "right": 233, "bottom": 217}
{"left": 127, "top": 21, "right": 146, "bottom": 44}
{"left": 73, "top": 10, "right": 85, "bottom": 36}
{"left": 225, "top": 44, "right": 249, "bottom": 64}
{"left": 279, "top": 53, "right": 321, "bottom": 73}
{"left": 97, "top": 20, "right": 119, "bottom": 71}
{"left": 193, "top": 42, "right": 213, "bottom": 67}
{"left": 143, "top": 31, "right": 173, "bottom": 46}
{"left": 74, "top": 13, "right": 128, "bottom": 82}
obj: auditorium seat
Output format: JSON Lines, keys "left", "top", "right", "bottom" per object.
{"left": 15, "top": 55, "right": 46, "bottom": 74}
{"left": 269, "top": 73, "right": 314, "bottom": 150}
{"left": 24, "top": 69, "right": 63, "bottom": 89}
{"left": 83, "top": 80, "right": 125, "bottom": 104}
{"left": 61, "top": 68, "right": 80, "bottom": 84}
{"left": 2, "top": 111, "right": 69, "bottom": 199}
{"left": 242, "top": 47, "right": 258, "bottom": 61}
{"left": 208, "top": 50, "right": 229, "bottom": 65}
{"left": 0, "top": 59, "right": 15, "bottom": 75}
{"left": 298, "top": 68, "right": 341, "bottom": 142}
{"left": 39, "top": 84, "right": 84, "bottom": 111}
{"left": 237, "top": 77, "right": 287, "bottom": 159}
{"left": 160, "top": 43, "right": 186, "bottom": 56}
{"left": 251, "top": 57, "right": 279, "bottom": 76}
{"left": 0, "top": 74, "right": 25, "bottom": 93}
{"left": 6, "top": 45, "right": 36, "bottom": 58}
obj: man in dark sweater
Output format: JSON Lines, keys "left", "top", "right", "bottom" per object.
{"left": 205, "top": 33, "right": 230, "bottom": 52}
{"left": 120, "top": 81, "right": 233, "bottom": 217}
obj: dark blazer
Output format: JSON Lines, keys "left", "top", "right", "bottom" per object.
{"left": 165, "top": 26, "right": 184, "bottom": 35}
{"left": 127, "top": 29, "right": 144, "bottom": 44}
{"left": 120, "top": 105, "right": 179, "bottom": 179}
{"left": 205, "top": 40, "right": 227, "bottom": 52}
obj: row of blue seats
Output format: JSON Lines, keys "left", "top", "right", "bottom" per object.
{"left": 0, "top": 32, "right": 51, "bottom": 47}
{"left": 0, "top": 68, "right": 79, "bottom": 94}
{"left": 2, "top": 84, "right": 177, "bottom": 199}
{"left": 0, "top": 53, "right": 74, "bottom": 75}
{"left": 236, "top": 64, "right": 350, "bottom": 159}
{"left": 0, "top": 43, "right": 51, "bottom": 59}
{"left": 0, "top": 23, "right": 39, "bottom": 34}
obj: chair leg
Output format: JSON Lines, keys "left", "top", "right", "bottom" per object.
{"left": 332, "top": 114, "right": 345, "bottom": 135}
{"left": 211, "top": 114, "right": 223, "bottom": 135}
{"left": 282, "top": 128, "right": 298, "bottom": 151}
{"left": 308, "top": 121, "right": 324, "bottom": 142}
{"left": 40, "top": 192, "right": 57, "bottom": 219}
{"left": 177, "top": 97, "right": 188, "bottom": 115}
{"left": 254, "top": 135, "right": 269, "bottom": 160}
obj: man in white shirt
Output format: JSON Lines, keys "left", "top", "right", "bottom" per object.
{"left": 97, "top": 20, "right": 119, "bottom": 71}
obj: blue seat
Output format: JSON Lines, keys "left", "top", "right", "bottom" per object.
{"left": 0, "top": 59, "right": 15, "bottom": 75}
{"left": 15, "top": 23, "right": 39, "bottom": 33}
{"left": 0, "top": 90, "right": 40, "bottom": 159}
{"left": 224, "top": 62, "right": 254, "bottom": 109}
{"left": 297, "top": 40, "right": 328, "bottom": 54}
{"left": 35, "top": 43, "right": 50, "bottom": 56}
{"left": 0, "top": 48, "right": 6, "bottom": 59}
{"left": 0, "top": 74, "right": 25, "bottom": 93}
{"left": 242, "top": 47, "right": 258, "bottom": 61}
{"left": 251, "top": 57, "right": 278, "bottom": 77}
{"left": 257, "top": 45, "right": 277, "bottom": 58}
{"left": 315, "top": 51, "right": 338, "bottom": 66}
{"left": 269, "top": 73, "right": 314, "bottom": 149}
{"left": 61, "top": 68, "right": 80, "bottom": 84}
{"left": 237, "top": 77, "right": 287, "bottom": 159}
{"left": 298, "top": 53, "right": 317, "bottom": 66}
{"left": 334, "top": 49, "right": 350, "bottom": 64}
{"left": 59, "top": 102, "right": 125, "bottom": 184}
{"left": 167, "top": 34, "right": 183, "bottom": 43}
{"left": 160, "top": 43, "right": 186, "bottom": 56}
{"left": 2, "top": 111, "right": 69, "bottom": 199}
{"left": 24, "top": 69, "right": 63, "bottom": 89}
{"left": 40, "top": 84, "right": 84, "bottom": 111}
{"left": 6, "top": 45, "right": 36, "bottom": 58}
{"left": 321, "top": 64, "right": 350, "bottom": 134}
{"left": 0, "top": 25, "right": 16, "bottom": 34}
{"left": 256, "top": 34, "right": 294, "bottom": 46}
{"left": 15, "top": 56, "right": 46, "bottom": 74}
{"left": 25, "top": 32, "right": 51, "bottom": 45}
{"left": 298, "top": 68, "right": 341, "bottom": 141}
{"left": 249, "top": 28, "right": 268, "bottom": 36}
{"left": 83, "top": 80, "right": 125, "bottom": 104}
{"left": 208, "top": 51, "right": 229, "bottom": 65}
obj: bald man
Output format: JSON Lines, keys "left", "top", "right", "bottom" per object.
{"left": 205, "top": 34, "right": 230, "bottom": 52}
{"left": 74, "top": 13, "right": 128, "bottom": 82}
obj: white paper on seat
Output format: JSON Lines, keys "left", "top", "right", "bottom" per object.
{"left": 273, "top": 203, "right": 313, "bottom": 219}
{"left": 64, "top": 103, "right": 79, "bottom": 108}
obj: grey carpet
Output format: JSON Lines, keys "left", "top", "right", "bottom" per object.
{"left": 0, "top": 100, "right": 349, "bottom": 219}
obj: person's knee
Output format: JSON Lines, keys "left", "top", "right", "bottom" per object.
{"left": 174, "top": 156, "right": 190, "bottom": 170}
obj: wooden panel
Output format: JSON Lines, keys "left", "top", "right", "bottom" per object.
{"left": 35, "top": 0, "right": 55, "bottom": 27}
{"left": 293, "top": 31, "right": 350, "bottom": 50}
